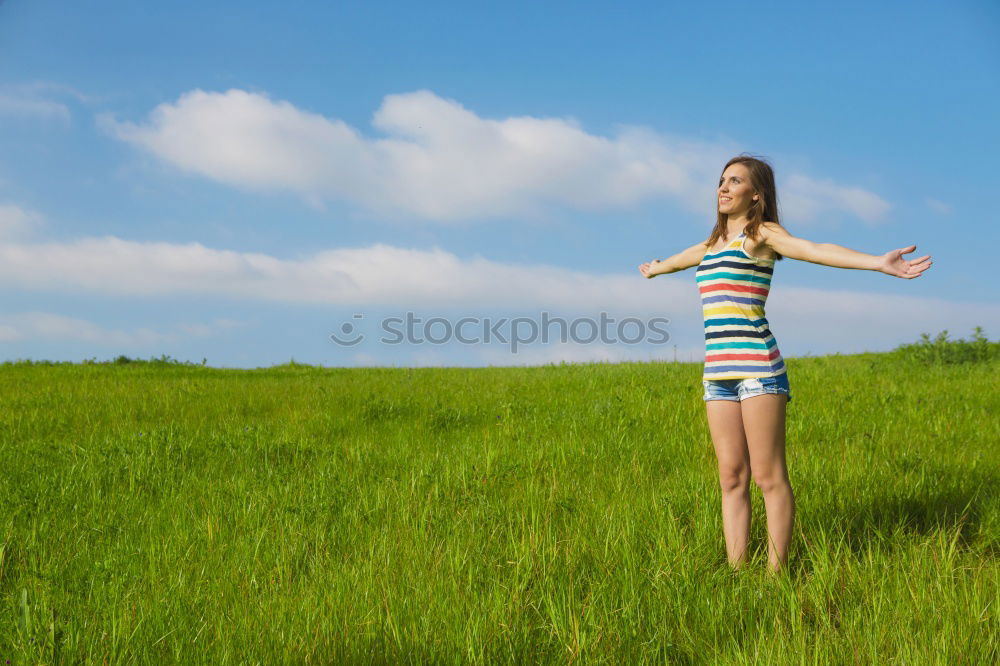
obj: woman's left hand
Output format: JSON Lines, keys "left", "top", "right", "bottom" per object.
{"left": 877, "top": 245, "right": 933, "bottom": 279}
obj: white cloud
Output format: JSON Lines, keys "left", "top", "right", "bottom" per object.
{"left": 1, "top": 234, "right": 995, "bottom": 357}
{"left": 102, "top": 88, "right": 889, "bottom": 224}
{"left": 0, "top": 95, "right": 69, "bottom": 120}
{"left": 175, "top": 318, "right": 248, "bottom": 337}
{"left": 762, "top": 285, "right": 997, "bottom": 353}
{"left": 782, "top": 173, "right": 891, "bottom": 224}
{"left": 0, "top": 204, "right": 45, "bottom": 239}
{"left": 0, "top": 324, "right": 20, "bottom": 343}
{"left": 0, "top": 311, "right": 248, "bottom": 346}
{"left": 0, "top": 235, "right": 687, "bottom": 310}
{"left": 0, "top": 82, "right": 92, "bottom": 121}
{"left": 925, "top": 197, "right": 953, "bottom": 215}
{"left": 350, "top": 351, "right": 393, "bottom": 367}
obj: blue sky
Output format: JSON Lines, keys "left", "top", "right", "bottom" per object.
{"left": 1, "top": 0, "right": 997, "bottom": 368}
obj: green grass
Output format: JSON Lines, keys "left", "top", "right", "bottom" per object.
{"left": 0, "top": 329, "right": 997, "bottom": 664}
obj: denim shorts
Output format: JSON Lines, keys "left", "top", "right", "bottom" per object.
{"left": 702, "top": 373, "right": 792, "bottom": 404}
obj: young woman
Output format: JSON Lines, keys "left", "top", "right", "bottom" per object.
{"left": 637, "top": 154, "right": 932, "bottom": 574}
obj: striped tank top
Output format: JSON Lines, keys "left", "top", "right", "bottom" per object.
{"left": 696, "top": 230, "right": 787, "bottom": 380}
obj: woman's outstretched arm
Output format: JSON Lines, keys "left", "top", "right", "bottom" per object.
{"left": 639, "top": 240, "right": 710, "bottom": 278}
{"left": 760, "top": 222, "right": 933, "bottom": 279}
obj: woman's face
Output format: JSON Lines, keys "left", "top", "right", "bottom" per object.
{"left": 718, "top": 163, "right": 757, "bottom": 216}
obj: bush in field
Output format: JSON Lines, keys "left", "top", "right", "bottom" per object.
{"left": 1, "top": 354, "right": 208, "bottom": 367}
{"left": 106, "top": 354, "right": 207, "bottom": 366}
{"left": 890, "top": 326, "right": 998, "bottom": 365}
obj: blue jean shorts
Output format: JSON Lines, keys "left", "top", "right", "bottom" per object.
{"left": 702, "top": 373, "right": 792, "bottom": 404}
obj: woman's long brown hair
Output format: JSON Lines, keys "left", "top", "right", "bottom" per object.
{"left": 707, "top": 153, "right": 785, "bottom": 261}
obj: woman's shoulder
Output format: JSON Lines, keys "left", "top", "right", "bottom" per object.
{"left": 755, "top": 221, "right": 790, "bottom": 246}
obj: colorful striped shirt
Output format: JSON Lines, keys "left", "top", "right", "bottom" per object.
{"left": 696, "top": 230, "right": 787, "bottom": 380}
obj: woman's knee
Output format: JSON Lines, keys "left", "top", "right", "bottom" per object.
{"left": 718, "top": 466, "right": 750, "bottom": 493}
{"left": 752, "top": 470, "right": 790, "bottom": 494}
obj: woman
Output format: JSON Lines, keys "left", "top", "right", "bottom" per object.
{"left": 637, "top": 154, "right": 932, "bottom": 574}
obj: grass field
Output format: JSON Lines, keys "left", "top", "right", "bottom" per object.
{"left": 0, "top": 330, "right": 997, "bottom": 663}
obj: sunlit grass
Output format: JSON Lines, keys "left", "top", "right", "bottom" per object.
{"left": 0, "top": 330, "right": 997, "bottom": 663}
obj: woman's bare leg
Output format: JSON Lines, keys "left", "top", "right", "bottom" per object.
{"left": 705, "top": 399, "right": 752, "bottom": 568}
{"left": 741, "top": 394, "right": 794, "bottom": 574}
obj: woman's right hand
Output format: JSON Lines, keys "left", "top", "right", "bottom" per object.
{"left": 639, "top": 260, "right": 664, "bottom": 279}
